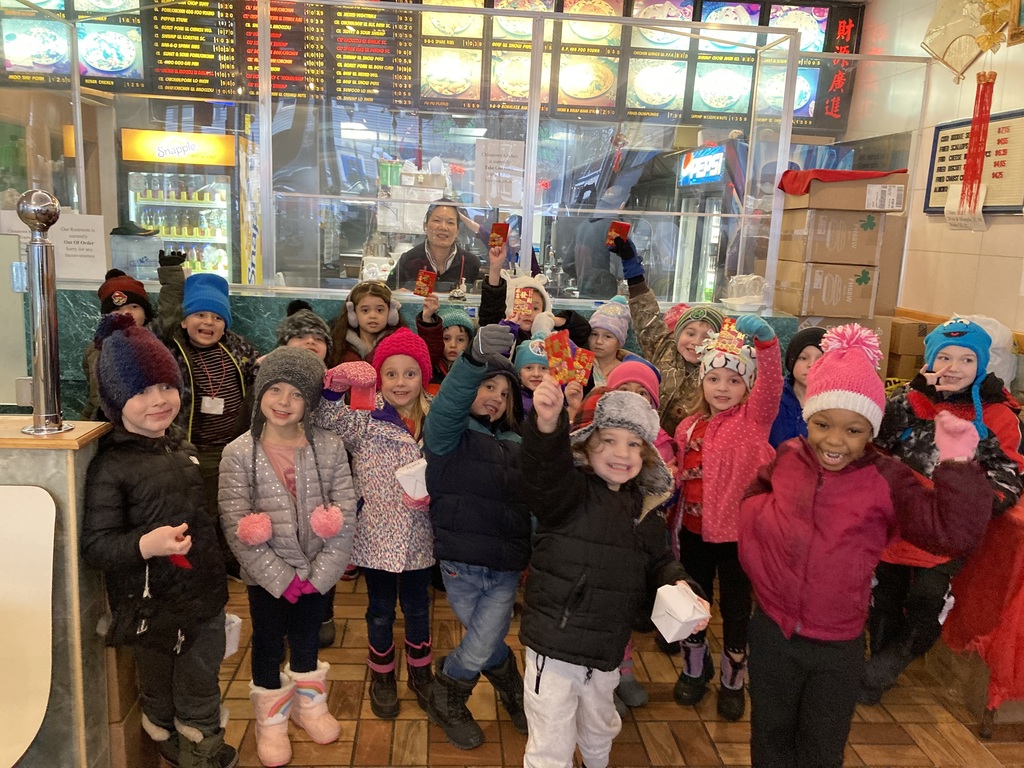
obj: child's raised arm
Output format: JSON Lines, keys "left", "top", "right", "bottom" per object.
{"left": 313, "top": 361, "right": 376, "bottom": 453}
{"left": 735, "top": 315, "right": 783, "bottom": 428}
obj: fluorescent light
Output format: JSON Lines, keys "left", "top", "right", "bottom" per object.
{"left": 450, "top": 127, "right": 487, "bottom": 137}
{"left": 338, "top": 122, "right": 368, "bottom": 130}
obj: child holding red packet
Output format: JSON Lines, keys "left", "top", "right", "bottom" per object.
{"left": 314, "top": 328, "right": 437, "bottom": 721}
{"left": 415, "top": 294, "right": 476, "bottom": 394}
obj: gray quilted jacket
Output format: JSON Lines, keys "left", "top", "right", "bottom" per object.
{"left": 218, "top": 427, "right": 357, "bottom": 597}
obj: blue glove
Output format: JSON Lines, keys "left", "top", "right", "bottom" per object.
{"left": 609, "top": 236, "right": 644, "bottom": 281}
{"left": 736, "top": 314, "right": 775, "bottom": 342}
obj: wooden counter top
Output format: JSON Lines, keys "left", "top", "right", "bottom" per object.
{"left": 0, "top": 417, "right": 111, "bottom": 450}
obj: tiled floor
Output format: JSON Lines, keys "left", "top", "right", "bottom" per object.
{"left": 217, "top": 579, "right": 1024, "bottom": 767}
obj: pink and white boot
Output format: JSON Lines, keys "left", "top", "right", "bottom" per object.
{"left": 285, "top": 661, "right": 341, "bottom": 744}
{"left": 249, "top": 676, "right": 294, "bottom": 767}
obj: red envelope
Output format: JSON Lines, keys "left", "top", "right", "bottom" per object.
{"left": 606, "top": 220, "right": 632, "bottom": 247}
{"left": 350, "top": 384, "right": 376, "bottom": 411}
{"left": 513, "top": 286, "right": 535, "bottom": 317}
{"left": 573, "top": 348, "right": 595, "bottom": 385}
{"left": 544, "top": 330, "right": 575, "bottom": 385}
{"left": 414, "top": 269, "right": 437, "bottom": 297}
{"left": 489, "top": 222, "right": 509, "bottom": 248}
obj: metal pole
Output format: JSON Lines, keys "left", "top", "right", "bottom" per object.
{"left": 18, "top": 189, "right": 72, "bottom": 435}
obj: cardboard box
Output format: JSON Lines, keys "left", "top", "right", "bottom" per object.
{"left": 778, "top": 209, "right": 885, "bottom": 266}
{"left": 753, "top": 258, "right": 766, "bottom": 277}
{"left": 798, "top": 314, "right": 893, "bottom": 377}
{"left": 889, "top": 316, "right": 936, "bottom": 355}
{"left": 783, "top": 172, "right": 908, "bottom": 212}
{"left": 400, "top": 171, "right": 446, "bottom": 189}
{"left": 888, "top": 352, "right": 925, "bottom": 380}
{"left": 773, "top": 261, "right": 877, "bottom": 318}
{"left": 874, "top": 214, "right": 906, "bottom": 317}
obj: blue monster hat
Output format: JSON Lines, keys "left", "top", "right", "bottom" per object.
{"left": 924, "top": 316, "right": 992, "bottom": 438}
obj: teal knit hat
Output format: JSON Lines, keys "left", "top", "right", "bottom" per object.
{"left": 924, "top": 316, "right": 992, "bottom": 438}
{"left": 435, "top": 305, "right": 476, "bottom": 340}
{"left": 514, "top": 339, "right": 548, "bottom": 372}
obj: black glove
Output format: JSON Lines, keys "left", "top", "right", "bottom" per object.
{"left": 159, "top": 249, "right": 186, "bottom": 267}
{"left": 469, "top": 324, "right": 514, "bottom": 363}
{"left": 609, "top": 237, "right": 644, "bottom": 280}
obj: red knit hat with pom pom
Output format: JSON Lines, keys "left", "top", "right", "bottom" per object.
{"left": 371, "top": 327, "right": 432, "bottom": 387}
{"left": 802, "top": 324, "right": 885, "bottom": 436}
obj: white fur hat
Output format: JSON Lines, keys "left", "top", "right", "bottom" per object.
{"left": 503, "top": 271, "right": 551, "bottom": 318}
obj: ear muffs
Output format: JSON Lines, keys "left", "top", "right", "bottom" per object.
{"left": 348, "top": 297, "right": 402, "bottom": 328}
{"left": 389, "top": 298, "right": 401, "bottom": 327}
{"left": 346, "top": 300, "right": 357, "bottom": 326}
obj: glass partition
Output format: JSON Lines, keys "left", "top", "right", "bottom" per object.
{"left": 0, "top": 0, "right": 929, "bottom": 304}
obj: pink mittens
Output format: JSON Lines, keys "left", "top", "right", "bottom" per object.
{"left": 324, "top": 361, "right": 376, "bottom": 393}
{"left": 934, "top": 410, "right": 980, "bottom": 462}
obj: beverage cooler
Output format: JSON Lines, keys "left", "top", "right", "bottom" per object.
{"left": 119, "top": 128, "right": 237, "bottom": 279}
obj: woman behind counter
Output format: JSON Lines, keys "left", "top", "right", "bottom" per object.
{"left": 388, "top": 199, "right": 482, "bottom": 293}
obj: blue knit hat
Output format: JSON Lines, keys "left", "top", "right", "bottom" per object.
{"left": 436, "top": 305, "right": 476, "bottom": 341}
{"left": 924, "top": 316, "right": 992, "bottom": 437}
{"left": 183, "top": 273, "right": 232, "bottom": 329}
{"left": 94, "top": 313, "right": 182, "bottom": 426}
{"left": 514, "top": 339, "right": 548, "bottom": 372}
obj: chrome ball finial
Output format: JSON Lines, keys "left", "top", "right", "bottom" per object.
{"left": 17, "top": 189, "right": 61, "bottom": 233}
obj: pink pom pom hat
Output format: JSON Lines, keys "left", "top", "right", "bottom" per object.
{"left": 802, "top": 323, "right": 886, "bottom": 436}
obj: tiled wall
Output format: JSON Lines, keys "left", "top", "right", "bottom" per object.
{"left": 860, "top": 0, "right": 1024, "bottom": 331}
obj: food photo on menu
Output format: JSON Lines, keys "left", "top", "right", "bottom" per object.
{"left": 492, "top": 0, "right": 554, "bottom": 41}
{"left": 562, "top": 0, "right": 622, "bottom": 46}
{"left": 768, "top": 3, "right": 828, "bottom": 52}
{"left": 74, "top": 0, "right": 139, "bottom": 12}
{"left": 490, "top": 51, "right": 551, "bottom": 104}
{"left": 421, "top": 0, "right": 484, "bottom": 39}
{"left": 556, "top": 53, "right": 618, "bottom": 108}
{"left": 698, "top": 1, "right": 760, "bottom": 51}
{"left": 692, "top": 61, "right": 752, "bottom": 114}
{"left": 757, "top": 65, "right": 818, "bottom": 117}
{"left": 1, "top": 18, "right": 70, "bottom": 74}
{"left": 420, "top": 46, "right": 482, "bottom": 101}
{"left": 0, "top": 0, "right": 63, "bottom": 8}
{"left": 626, "top": 58, "right": 686, "bottom": 111}
{"left": 630, "top": 0, "right": 693, "bottom": 51}
{"left": 77, "top": 22, "right": 143, "bottom": 80}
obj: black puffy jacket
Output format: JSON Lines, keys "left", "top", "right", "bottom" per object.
{"left": 81, "top": 426, "right": 228, "bottom": 634}
{"left": 424, "top": 354, "right": 531, "bottom": 572}
{"left": 518, "top": 411, "right": 699, "bottom": 672}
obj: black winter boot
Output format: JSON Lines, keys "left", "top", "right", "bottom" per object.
{"left": 425, "top": 656, "right": 484, "bottom": 749}
{"left": 318, "top": 586, "right": 337, "bottom": 648}
{"left": 405, "top": 638, "right": 434, "bottom": 712}
{"left": 482, "top": 651, "right": 528, "bottom": 734}
{"left": 368, "top": 644, "right": 400, "bottom": 719}
{"left": 177, "top": 728, "right": 238, "bottom": 768}
{"left": 673, "top": 640, "right": 713, "bottom": 706}
{"left": 716, "top": 649, "right": 747, "bottom": 721}
{"left": 860, "top": 617, "right": 942, "bottom": 704}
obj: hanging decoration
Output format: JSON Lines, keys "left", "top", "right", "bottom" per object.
{"left": 921, "top": 0, "right": 1009, "bottom": 82}
{"left": 610, "top": 129, "right": 627, "bottom": 173}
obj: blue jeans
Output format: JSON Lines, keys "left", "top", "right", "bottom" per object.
{"left": 361, "top": 566, "right": 433, "bottom": 652}
{"left": 440, "top": 560, "right": 521, "bottom": 681}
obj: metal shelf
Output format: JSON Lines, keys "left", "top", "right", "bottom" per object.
{"left": 134, "top": 195, "right": 228, "bottom": 207}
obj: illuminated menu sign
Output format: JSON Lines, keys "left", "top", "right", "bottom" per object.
{"left": 149, "top": 0, "right": 236, "bottom": 97}
{"left": 490, "top": 0, "right": 554, "bottom": 112}
{"left": 419, "top": 0, "right": 485, "bottom": 110}
{"left": 553, "top": 0, "right": 624, "bottom": 118}
{"left": 241, "top": 0, "right": 324, "bottom": 97}
{"left": 331, "top": 2, "right": 416, "bottom": 107}
{"left": 624, "top": 0, "right": 692, "bottom": 120}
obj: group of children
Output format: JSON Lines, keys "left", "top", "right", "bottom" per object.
{"left": 80, "top": 233, "right": 1012, "bottom": 768}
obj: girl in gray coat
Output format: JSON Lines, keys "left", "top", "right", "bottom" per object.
{"left": 219, "top": 347, "right": 357, "bottom": 767}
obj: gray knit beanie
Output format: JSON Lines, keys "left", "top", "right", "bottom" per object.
{"left": 276, "top": 300, "right": 333, "bottom": 358}
{"left": 252, "top": 346, "right": 326, "bottom": 439}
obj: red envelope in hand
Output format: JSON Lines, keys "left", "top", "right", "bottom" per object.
{"left": 489, "top": 222, "right": 509, "bottom": 248}
{"left": 513, "top": 286, "right": 535, "bottom": 317}
{"left": 544, "top": 330, "right": 575, "bottom": 385}
{"left": 350, "top": 384, "right": 376, "bottom": 411}
{"left": 573, "top": 348, "right": 595, "bottom": 385}
{"left": 606, "top": 220, "right": 631, "bottom": 247}
{"left": 414, "top": 269, "right": 437, "bottom": 297}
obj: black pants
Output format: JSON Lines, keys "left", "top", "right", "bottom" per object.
{"left": 248, "top": 585, "right": 330, "bottom": 689}
{"left": 870, "top": 560, "right": 961, "bottom": 657}
{"left": 679, "top": 528, "right": 751, "bottom": 650}
{"left": 132, "top": 610, "right": 226, "bottom": 737}
{"left": 748, "top": 609, "right": 863, "bottom": 768}
{"left": 196, "top": 443, "right": 239, "bottom": 573}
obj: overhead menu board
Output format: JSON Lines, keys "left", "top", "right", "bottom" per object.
{"left": 0, "top": 0, "right": 862, "bottom": 131}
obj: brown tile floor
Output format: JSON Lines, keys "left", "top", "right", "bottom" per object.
{"left": 218, "top": 579, "right": 1024, "bottom": 767}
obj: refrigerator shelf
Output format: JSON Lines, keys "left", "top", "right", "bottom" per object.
{"left": 161, "top": 234, "right": 228, "bottom": 244}
{"left": 134, "top": 197, "right": 228, "bottom": 208}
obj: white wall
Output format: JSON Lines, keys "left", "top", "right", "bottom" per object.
{"left": 861, "top": 0, "right": 1024, "bottom": 330}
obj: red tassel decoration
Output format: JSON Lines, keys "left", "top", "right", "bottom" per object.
{"left": 958, "top": 71, "right": 996, "bottom": 213}
{"left": 611, "top": 131, "right": 627, "bottom": 172}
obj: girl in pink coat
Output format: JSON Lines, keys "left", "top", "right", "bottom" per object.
{"left": 670, "top": 315, "right": 781, "bottom": 721}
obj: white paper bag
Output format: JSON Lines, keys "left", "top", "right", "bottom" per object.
{"left": 651, "top": 582, "right": 710, "bottom": 642}
{"left": 395, "top": 458, "right": 428, "bottom": 499}
{"left": 224, "top": 613, "right": 242, "bottom": 659}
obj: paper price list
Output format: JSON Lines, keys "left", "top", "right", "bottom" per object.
{"left": 330, "top": 4, "right": 415, "bottom": 107}
{"left": 150, "top": 0, "right": 237, "bottom": 97}
{"left": 242, "top": 0, "right": 323, "bottom": 97}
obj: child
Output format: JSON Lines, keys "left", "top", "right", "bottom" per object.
{"left": 513, "top": 339, "right": 549, "bottom": 414}
{"left": 415, "top": 296, "right": 476, "bottom": 393}
{"left": 327, "top": 280, "right": 405, "bottom": 367}
{"left": 613, "top": 238, "right": 724, "bottom": 434}
{"left": 519, "top": 383, "right": 709, "bottom": 768}
{"left": 314, "top": 327, "right": 436, "bottom": 720}
{"left": 606, "top": 360, "right": 674, "bottom": 466}
{"left": 861, "top": 317, "right": 1024, "bottom": 703}
{"left": 218, "top": 347, "right": 357, "bottom": 767}
{"left": 422, "top": 324, "right": 533, "bottom": 748}
{"left": 276, "top": 299, "right": 332, "bottom": 361}
{"left": 588, "top": 296, "right": 649, "bottom": 386}
{"left": 769, "top": 326, "right": 825, "bottom": 448}
{"left": 671, "top": 315, "right": 782, "bottom": 720}
{"left": 479, "top": 244, "right": 591, "bottom": 350}
{"left": 739, "top": 324, "right": 994, "bottom": 768}
{"left": 81, "top": 314, "right": 236, "bottom": 768}
{"left": 168, "top": 272, "right": 259, "bottom": 578}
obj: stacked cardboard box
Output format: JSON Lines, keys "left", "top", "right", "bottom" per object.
{"left": 887, "top": 316, "right": 939, "bottom": 380}
{"left": 771, "top": 173, "right": 909, "bottom": 319}
{"left": 796, "top": 315, "right": 893, "bottom": 378}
